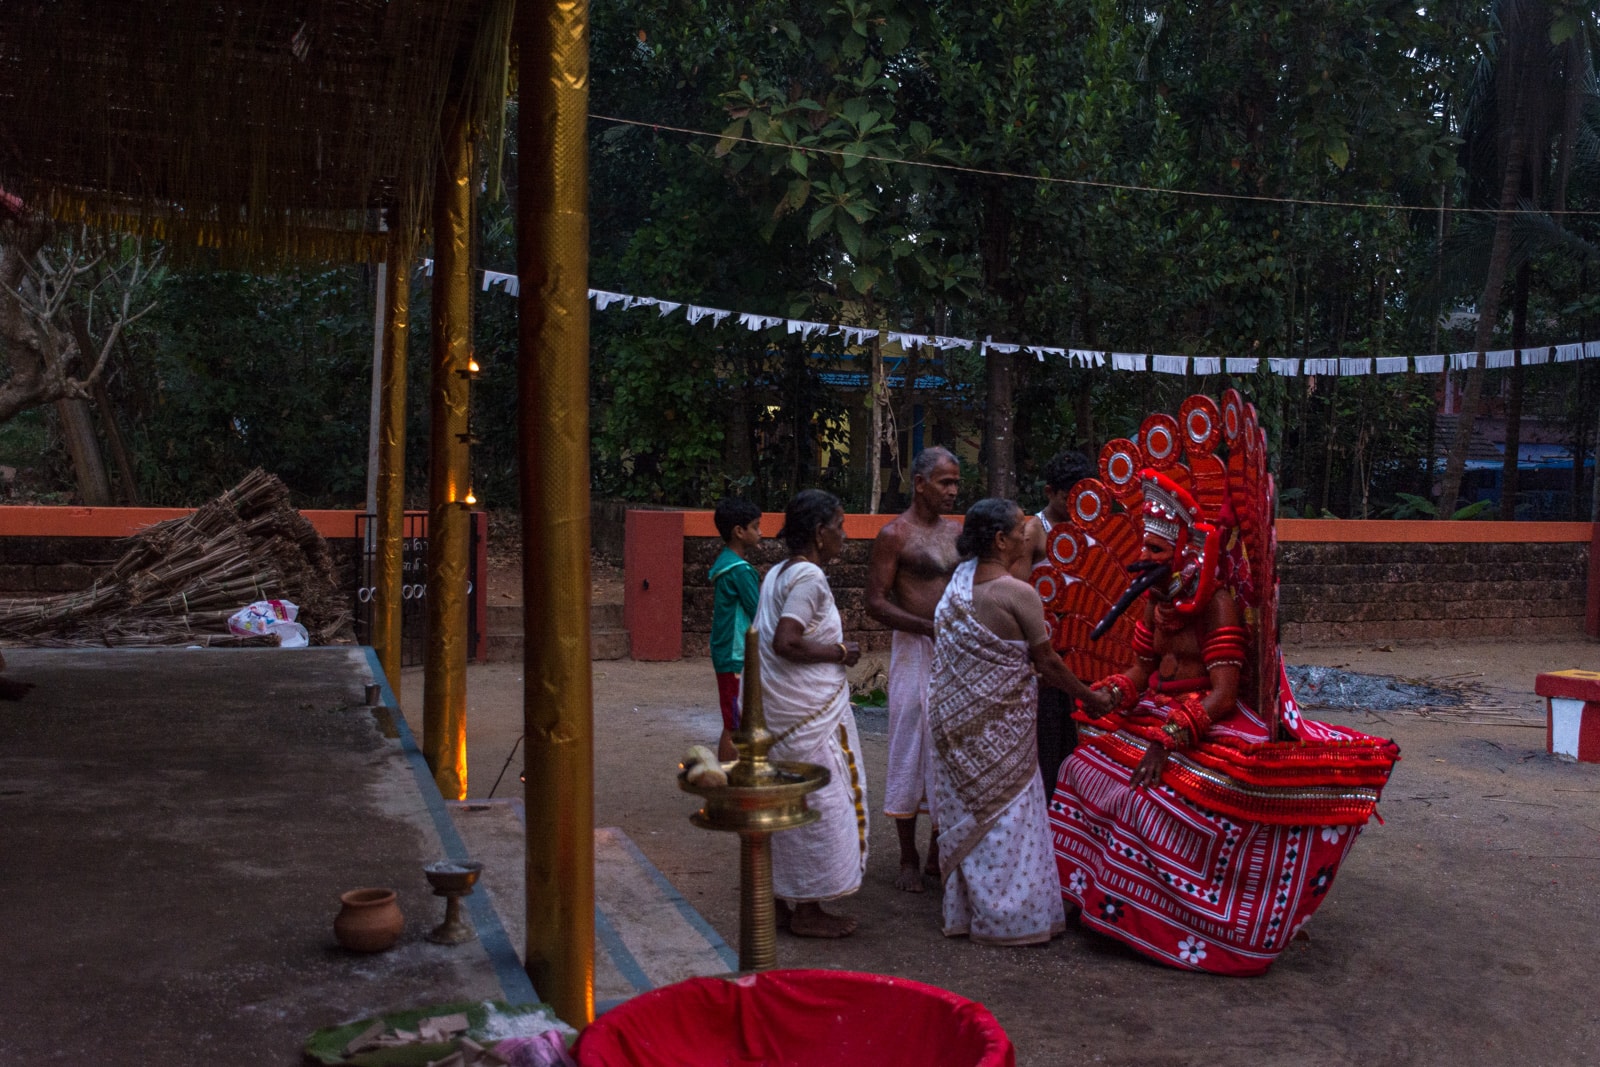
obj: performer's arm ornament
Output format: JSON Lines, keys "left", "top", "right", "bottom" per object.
{"left": 1202, "top": 625, "right": 1248, "bottom": 674}
{"left": 1159, "top": 694, "right": 1211, "bottom": 749}
{"left": 1131, "top": 620, "right": 1157, "bottom": 663}
{"left": 1093, "top": 672, "right": 1140, "bottom": 714}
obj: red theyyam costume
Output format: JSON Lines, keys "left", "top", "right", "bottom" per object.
{"left": 1037, "top": 391, "right": 1399, "bottom": 976}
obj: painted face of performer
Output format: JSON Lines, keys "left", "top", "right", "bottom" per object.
{"left": 1139, "top": 533, "right": 1177, "bottom": 600}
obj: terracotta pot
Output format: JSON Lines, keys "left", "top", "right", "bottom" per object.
{"left": 334, "top": 887, "right": 403, "bottom": 952}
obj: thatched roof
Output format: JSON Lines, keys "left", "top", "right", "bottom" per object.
{"left": 0, "top": 0, "right": 512, "bottom": 264}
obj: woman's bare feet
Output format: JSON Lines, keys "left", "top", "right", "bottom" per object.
{"left": 788, "top": 902, "right": 857, "bottom": 938}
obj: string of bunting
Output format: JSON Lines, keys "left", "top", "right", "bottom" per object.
{"left": 432, "top": 261, "right": 1600, "bottom": 377}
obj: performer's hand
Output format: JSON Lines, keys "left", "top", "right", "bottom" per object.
{"left": 1130, "top": 745, "right": 1168, "bottom": 790}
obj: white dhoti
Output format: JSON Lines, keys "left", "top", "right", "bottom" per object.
{"left": 883, "top": 631, "right": 938, "bottom": 822}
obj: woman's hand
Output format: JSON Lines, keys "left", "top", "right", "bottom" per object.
{"left": 1078, "top": 688, "right": 1115, "bottom": 719}
{"left": 1130, "top": 744, "right": 1168, "bottom": 790}
{"left": 840, "top": 640, "right": 861, "bottom": 667}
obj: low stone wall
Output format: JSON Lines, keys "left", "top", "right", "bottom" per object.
{"left": 0, "top": 537, "right": 125, "bottom": 594}
{"left": 1277, "top": 541, "right": 1590, "bottom": 644}
{"left": 682, "top": 535, "right": 1593, "bottom": 654}
{"left": 0, "top": 535, "right": 363, "bottom": 598}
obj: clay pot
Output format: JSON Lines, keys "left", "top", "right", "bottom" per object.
{"left": 334, "top": 888, "right": 404, "bottom": 952}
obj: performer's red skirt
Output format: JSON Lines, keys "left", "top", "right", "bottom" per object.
{"left": 1050, "top": 684, "right": 1398, "bottom": 976}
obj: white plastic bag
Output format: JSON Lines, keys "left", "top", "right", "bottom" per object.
{"left": 227, "top": 599, "right": 309, "bottom": 649}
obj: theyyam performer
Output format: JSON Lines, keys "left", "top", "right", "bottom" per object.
{"left": 1038, "top": 391, "right": 1400, "bottom": 975}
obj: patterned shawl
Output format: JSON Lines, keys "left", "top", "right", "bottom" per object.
{"left": 928, "top": 560, "right": 1040, "bottom": 833}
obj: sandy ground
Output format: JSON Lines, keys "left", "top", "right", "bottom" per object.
{"left": 394, "top": 630, "right": 1600, "bottom": 1067}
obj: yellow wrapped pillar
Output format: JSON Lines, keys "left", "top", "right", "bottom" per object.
{"left": 373, "top": 244, "right": 411, "bottom": 702}
{"left": 516, "top": 0, "right": 595, "bottom": 1026}
{"left": 423, "top": 109, "right": 473, "bottom": 801}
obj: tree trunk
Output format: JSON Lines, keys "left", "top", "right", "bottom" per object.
{"left": 55, "top": 396, "right": 113, "bottom": 505}
{"left": 1498, "top": 263, "right": 1530, "bottom": 520}
{"left": 868, "top": 332, "right": 884, "bottom": 514}
{"left": 898, "top": 342, "right": 921, "bottom": 495}
{"left": 92, "top": 379, "right": 139, "bottom": 505}
{"left": 1437, "top": 13, "right": 1538, "bottom": 519}
{"left": 70, "top": 312, "right": 139, "bottom": 505}
{"left": 984, "top": 348, "right": 1017, "bottom": 498}
{"left": 1074, "top": 378, "right": 1095, "bottom": 455}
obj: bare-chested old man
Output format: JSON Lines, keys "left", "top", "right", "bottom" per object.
{"left": 865, "top": 446, "right": 961, "bottom": 892}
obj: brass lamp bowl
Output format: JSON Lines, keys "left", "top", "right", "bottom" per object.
{"left": 677, "top": 760, "right": 830, "bottom": 835}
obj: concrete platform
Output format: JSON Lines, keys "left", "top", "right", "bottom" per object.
{"left": 0, "top": 647, "right": 535, "bottom": 1063}
{"left": 0, "top": 646, "right": 734, "bottom": 1064}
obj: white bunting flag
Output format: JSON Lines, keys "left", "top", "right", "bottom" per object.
{"left": 1375, "top": 357, "right": 1409, "bottom": 374}
{"left": 685, "top": 305, "right": 730, "bottom": 326}
{"left": 591, "top": 290, "right": 627, "bottom": 310}
{"left": 1025, "top": 345, "right": 1066, "bottom": 361}
{"left": 1450, "top": 351, "right": 1479, "bottom": 371}
{"left": 933, "top": 335, "right": 974, "bottom": 351}
{"left": 738, "top": 313, "right": 782, "bottom": 331}
{"left": 983, "top": 338, "right": 1021, "bottom": 355}
{"left": 1226, "top": 357, "right": 1260, "bottom": 374}
{"left": 1587, "top": 340, "right": 1600, "bottom": 360}
{"left": 1556, "top": 343, "right": 1583, "bottom": 362}
{"left": 838, "top": 326, "right": 879, "bottom": 347}
{"left": 1519, "top": 347, "right": 1549, "bottom": 366}
{"left": 1485, "top": 349, "right": 1515, "bottom": 369}
{"left": 1414, "top": 354, "right": 1445, "bottom": 373}
{"left": 786, "top": 319, "right": 830, "bottom": 340}
{"left": 1269, "top": 358, "right": 1299, "bottom": 376}
{"left": 1340, "top": 358, "right": 1371, "bottom": 376}
{"left": 887, "top": 331, "right": 934, "bottom": 350}
{"left": 1303, "top": 358, "right": 1338, "bottom": 376}
{"left": 627, "top": 296, "right": 658, "bottom": 311}
{"left": 653, "top": 301, "right": 681, "bottom": 317}
{"left": 1111, "top": 352, "right": 1147, "bottom": 372}
{"left": 1191, "top": 356, "right": 1221, "bottom": 376}
{"left": 1152, "top": 354, "right": 1188, "bottom": 375}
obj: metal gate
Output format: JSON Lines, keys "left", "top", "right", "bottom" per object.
{"left": 353, "top": 511, "right": 484, "bottom": 667}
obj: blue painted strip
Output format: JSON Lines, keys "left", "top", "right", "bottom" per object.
{"left": 593, "top": 905, "right": 654, "bottom": 994}
{"left": 360, "top": 646, "right": 540, "bottom": 1006}
{"left": 612, "top": 831, "right": 739, "bottom": 972}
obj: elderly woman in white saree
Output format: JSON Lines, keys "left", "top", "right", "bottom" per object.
{"left": 929, "top": 499, "right": 1111, "bottom": 945}
{"left": 756, "top": 489, "right": 868, "bottom": 938}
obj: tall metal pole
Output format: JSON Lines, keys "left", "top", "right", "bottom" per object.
{"left": 517, "top": 0, "right": 595, "bottom": 1027}
{"left": 424, "top": 109, "right": 473, "bottom": 801}
{"left": 373, "top": 247, "right": 411, "bottom": 701}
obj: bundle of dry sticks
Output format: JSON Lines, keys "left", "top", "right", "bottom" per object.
{"left": 0, "top": 470, "right": 353, "bottom": 648}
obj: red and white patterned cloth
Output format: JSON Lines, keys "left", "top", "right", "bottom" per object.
{"left": 1051, "top": 669, "right": 1398, "bottom": 976}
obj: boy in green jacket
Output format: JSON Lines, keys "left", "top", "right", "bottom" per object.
{"left": 709, "top": 497, "right": 762, "bottom": 761}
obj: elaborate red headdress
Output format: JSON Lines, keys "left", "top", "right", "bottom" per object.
{"left": 1139, "top": 468, "right": 1220, "bottom": 618}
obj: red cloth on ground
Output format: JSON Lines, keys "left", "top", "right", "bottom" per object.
{"left": 572, "top": 970, "right": 1014, "bottom": 1067}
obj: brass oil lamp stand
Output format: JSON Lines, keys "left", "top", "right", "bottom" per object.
{"left": 679, "top": 626, "right": 829, "bottom": 971}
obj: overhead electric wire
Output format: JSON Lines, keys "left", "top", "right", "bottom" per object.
{"left": 590, "top": 113, "right": 1600, "bottom": 218}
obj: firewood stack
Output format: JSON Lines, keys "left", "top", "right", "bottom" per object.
{"left": 0, "top": 469, "right": 353, "bottom": 647}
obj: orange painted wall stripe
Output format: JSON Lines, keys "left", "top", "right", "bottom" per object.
{"left": 680, "top": 511, "right": 1592, "bottom": 544}
{"left": 0, "top": 506, "right": 365, "bottom": 540}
